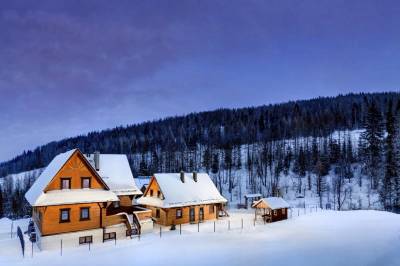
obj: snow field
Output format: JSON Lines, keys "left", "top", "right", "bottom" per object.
{"left": 0, "top": 209, "right": 399, "bottom": 266}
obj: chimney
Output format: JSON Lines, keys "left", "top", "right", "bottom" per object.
{"left": 180, "top": 171, "right": 185, "bottom": 183}
{"left": 193, "top": 171, "right": 197, "bottom": 182}
{"left": 94, "top": 151, "right": 100, "bottom": 171}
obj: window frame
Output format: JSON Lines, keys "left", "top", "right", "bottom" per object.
{"left": 176, "top": 208, "right": 182, "bottom": 219}
{"left": 209, "top": 205, "right": 214, "bottom": 214}
{"left": 60, "top": 178, "right": 71, "bottom": 190}
{"left": 59, "top": 208, "right": 71, "bottom": 223}
{"left": 80, "top": 207, "right": 90, "bottom": 221}
{"left": 79, "top": 236, "right": 93, "bottom": 245}
{"left": 103, "top": 232, "right": 116, "bottom": 242}
{"left": 156, "top": 208, "right": 160, "bottom": 218}
{"left": 81, "top": 177, "right": 91, "bottom": 189}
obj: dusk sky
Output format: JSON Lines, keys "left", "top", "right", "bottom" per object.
{"left": 1, "top": 0, "right": 399, "bottom": 162}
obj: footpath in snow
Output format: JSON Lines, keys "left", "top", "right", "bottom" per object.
{"left": 0, "top": 209, "right": 399, "bottom": 266}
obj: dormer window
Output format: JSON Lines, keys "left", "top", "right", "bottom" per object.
{"left": 157, "top": 191, "right": 161, "bottom": 198}
{"left": 60, "top": 178, "right": 71, "bottom": 189}
{"left": 150, "top": 189, "right": 154, "bottom": 197}
{"left": 81, "top": 177, "right": 91, "bottom": 189}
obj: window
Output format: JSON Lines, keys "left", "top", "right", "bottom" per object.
{"left": 81, "top": 177, "right": 91, "bottom": 189}
{"left": 176, "top": 208, "right": 182, "bottom": 218}
{"left": 156, "top": 209, "right": 160, "bottom": 218}
{"left": 103, "top": 232, "right": 116, "bottom": 241}
{"left": 209, "top": 205, "right": 214, "bottom": 214}
{"left": 113, "top": 201, "right": 120, "bottom": 208}
{"left": 60, "top": 178, "right": 71, "bottom": 189}
{"left": 59, "top": 209, "right": 70, "bottom": 223}
{"left": 150, "top": 189, "right": 154, "bottom": 197}
{"left": 266, "top": 209, "right": 270, "bottom": 215}
{"left": 282, "top": 208, "right": 286, "bottom": 215}
{"left": 80, "top": 207, "right": 90, "bottom": 221}
{"left": 79, "top": 236, "right": 93, "bottom": 245}
{"left": 157, "top": 190, "right": 161, "bottom": 198}
{"left": 273, "top": 210, "right": 277, "bottom": 216}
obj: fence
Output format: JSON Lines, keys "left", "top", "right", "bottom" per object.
{"left": 16, "top": 205, "right": 325, "bottom": 257}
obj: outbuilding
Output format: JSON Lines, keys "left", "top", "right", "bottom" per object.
{"left": 252, "top": 197, "right": 290, "bottom": 223}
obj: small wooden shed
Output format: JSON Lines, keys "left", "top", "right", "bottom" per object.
{"left": 252, "top": 197, "right": 290, "bottom": 223}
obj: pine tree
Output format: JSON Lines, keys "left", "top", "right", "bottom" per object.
{"left": 394, "top": 100, "right": 400, "bottom": 209}
{"left": 360, "top": 100, "right": 384, "bottom": 189}
{"left": 202, "top": 147, "right": 211, "bottom": 173}
{"left": 381, "top": 100, "right": 397, "bottom": 209}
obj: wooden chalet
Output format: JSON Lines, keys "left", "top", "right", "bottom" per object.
{"left": 25, "top": 149, "right": 151, "bottom": 250}
{"left": 252, "top": 197, "right": 290, "bottom": 223}
{"left": 137, "top": 172, "right": 228, "bottom": 226}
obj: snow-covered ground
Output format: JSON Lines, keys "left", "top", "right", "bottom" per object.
{"left": 1, "top": 209, "right": 399, "bottom": 266}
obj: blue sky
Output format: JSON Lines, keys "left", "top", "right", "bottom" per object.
{"left": 0, "top": 0, "right": 399, "bottom": 161}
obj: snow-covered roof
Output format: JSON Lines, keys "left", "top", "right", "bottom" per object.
{"left": 85, "top": 154, "right": 142, "bottom": 196}
{"left": 32, "top": 189, "right": 119, "bottom": 207}
{"left": 253, "top": 197, "right": 290, "bottom": 210}
{"left": 137, "top": 173, "right": 227, "bottom": 208}
{"left": 134, "top": 176, "right": 151, "bottom": 190}
{"left": 25, "top": 149, "right": 78, "bottom": 206}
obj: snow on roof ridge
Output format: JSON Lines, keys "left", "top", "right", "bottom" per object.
{"left": 85, "top": 153, "right": 142, "bottom": 196}
{"left": 254, "top": 197, "right": 290, "bottom": 210}
{"left": 138, "top": 172, "right": 227, "bottom": 208}
{"left": 25, "top": 149, "right": 78, "bottom": 206}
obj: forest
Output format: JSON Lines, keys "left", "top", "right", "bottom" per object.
{"left": 1, "top": 92, "right": 400, "bottom": 218}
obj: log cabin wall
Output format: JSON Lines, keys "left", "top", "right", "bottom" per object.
{"left": 39, "top": 203, "right": 102, "bottom": 236}
{"left": 118, "top": 195, "right": 133, "bottom": 206}
{"left": 144, "top": 177, "right": 163, "bottom": 199}
{"left": 144, "top": 204, "right": 217, "bottom": 226}
{"left": 270, "top": 208, "right": 288, "bottom": 222}
{"left": 44, "top": 152, "right": 106, "bottom": 191}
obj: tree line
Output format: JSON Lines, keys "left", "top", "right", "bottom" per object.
{"left": 1, "top": 92, "right": 400, "bottom": 218}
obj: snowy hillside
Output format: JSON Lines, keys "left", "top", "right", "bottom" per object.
{"left": 0, "top": 210, "right": 399, "bottom": 266}
{"left": 2, "top": 130, "right": 382, "bottom": 216}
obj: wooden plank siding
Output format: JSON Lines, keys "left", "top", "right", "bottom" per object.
{"left": 35, "top": 203, "right": 102, "bottom": 236}
{"left": 44, "top": 151, "right": 106, "bottom": 191}
{"left": 144, "top": 204, "right": 218, "bottom": 226}
{"left": 118, "top": 195, "right": 133, "bottom": 206}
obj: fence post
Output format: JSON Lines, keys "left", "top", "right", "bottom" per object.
{"left": 138, "top": 233, "right": 140, "bottom": 241}
{"left": 241, "top": 218, "right": 243, "bottom": 230}
{"left": 253, "top": 218, "right": 255, "bottom": 227}
{"left": 60, "top": 239, "right": 63, "bottom": 256}
{"left": 214, "top": 221, "right": 216, "bottom": 232}
{"left": 160, "top": 227, "right": 162, "bottom": 238}
{"left": 228, "top": 220, "right": 230, "bottom": 230}
{"left": 198, "top": 222, "right": 199, "bottom": 232}
{"left": 114, "top": 237, "right": 116, "bottom": 246}
{"left": 31, "top": 241, "right": 33, "bottom": 258}
{"left": 180, "top": 224, "right": 182, "bottom": 235}
{"left": 89, "top": 241, "right": 91, "bottom": 251}
{"left": 298, "top": 209, "right": 299, "bottom": 216}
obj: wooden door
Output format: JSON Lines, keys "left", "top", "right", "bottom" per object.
{"left": 189, "top": 208, "right": 195, "bottom": 223}
{"left": 199, "top": 207, "right": 204, "bottom": 222}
